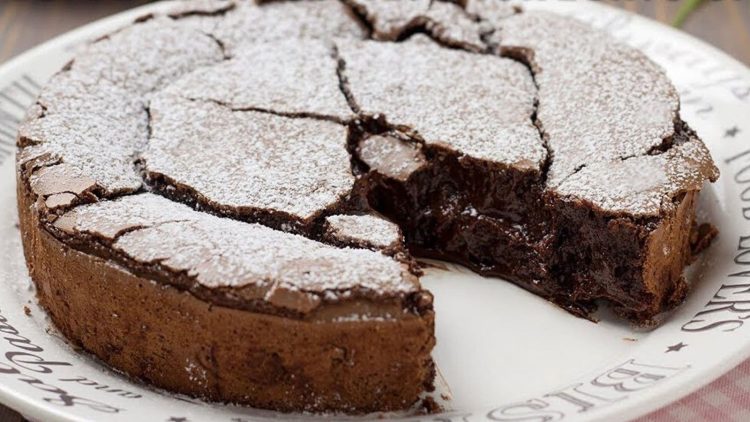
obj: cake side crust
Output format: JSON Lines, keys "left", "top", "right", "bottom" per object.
{"left": 16, "top": 174, "right": 435, "bottom": 413}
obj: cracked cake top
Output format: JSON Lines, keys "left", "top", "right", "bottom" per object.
{"left": 16, "top": 0, "right": 718, "bottom": 316}
{"left": 17, "top": 17, "right": 224, "bottom": 197}
{"left": 53, "top": 194, "right": 419, "bottom": 315}
{"left": 344, "top": 0, "right": 486, "bottom": 50}
{"left": 340, "top": 35, "right": 545, "bottom": 169}
{"left": 214, "top": 0, "right": 365, "bottom": 54}
{"left": 324, "top": 213, "right": 403, "bottom": 250}
{"left": 162, "top": 39, "right": 353, "bottom": 121}
{"left": 490, "top": 12, "right": 685, "bottom": 186}
{"left": 144, "top": 94, "right": 354, "bottom": 224}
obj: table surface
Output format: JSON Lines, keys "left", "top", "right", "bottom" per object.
{"left": 1, "top": 1, "right": 749, "bottom": 421}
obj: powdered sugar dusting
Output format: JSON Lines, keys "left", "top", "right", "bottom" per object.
{"left": 166, "top": 0, "right": 234, "bottom": 17}
{"left": 163, "top": 0, "right": 234, "bottom": 36}
{"left": 424, "top": 1, "right": 485, "bottom": 51}
{"left": 54, "top": 193, "right": 196, "bottom": 239}
{"left": 213, "top": 0, "right": 365, "bottom": 55}
{"left": 339, "top": 36, "right": 545, "bottom": 168}
{"left": 325, "top": 214, "right": 402, "bottom": 249}
{"left": 57, "top": 194, "right": 418, "bottom": 296}
{"left": 493, "top": 12, "right": 680, "bottom": 185}
{"left": 144, "top": 94, "right": 354, "bottom": 221}
{"left": 464, "top": 0, "right": 518, "bottom": 23}
{"left": 345, "top": 0, "right": 430, "bottom": 39}
{"left": 329, "top": 313, "right": 396, "bottom": 323}
{"left": 18, "top": 18, "right": 224, "bottom": 196}
{"left": 18, "top": 75, "right": 147, "bottom": 195}
{"left": 556, "top": 138, "right": 718, "bottom": 216}
{"left": 29, "top": 164, "right": 96, "bottom": 198}
{"left": 184, "top": 359, "right": 209, "bottom": 390}
{"left": 346, "top": 0, "right": 484, "bottom": 50}
{"left": 162, "top": 40, "right": 352, "bottom": 120}
{"left": 71, "top": 17, "right": 223, "bottom": 97}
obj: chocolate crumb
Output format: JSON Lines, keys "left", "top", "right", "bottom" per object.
{"left": 417, "top": 396, "right": 443, "bottom": 415}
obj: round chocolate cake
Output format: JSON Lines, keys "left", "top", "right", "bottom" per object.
{"left": 15, "top": 0, "right": 719, "bottom": 414}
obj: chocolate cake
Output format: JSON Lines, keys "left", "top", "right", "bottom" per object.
{"left": 15, "top": 0, "right": 718, "bottom": 414}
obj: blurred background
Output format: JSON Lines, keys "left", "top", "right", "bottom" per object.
{"left": 0, "top": 0, "right": 749, "bottom": 65}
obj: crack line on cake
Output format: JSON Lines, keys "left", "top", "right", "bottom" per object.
{"left": 166, "top": 1, "right": 237, "bottom": 19}
{"left": 135, "top": 147, "right": 362, "bottom": 245}
{"left": 110, "top": 220, "right": 192, "bottom": 242}
{"left": 18, "top": 149, "right": 148, "bottom": 217}
{"left": 183, "top": 97, "right": 351, "bottom": 125}
{"left": 339, "top": 0, "right": 376, "bottom": 39}
{"left": 332, "top": 43, "right": 361, "bottom": 114}
{"left": 609, "top": 121, "right": 692, "bottom": 165}
{"left": 204, "top": 32, "right": 232, "bottom": 60}
{"left": 554, "top": 163, "right": 587, "bottom": 188}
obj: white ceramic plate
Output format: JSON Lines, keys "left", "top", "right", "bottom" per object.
{"left": 1, "top": 1, "right": 749, "bottom": 421}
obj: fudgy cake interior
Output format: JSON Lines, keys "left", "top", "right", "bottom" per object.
{"left": 355, "top": 125, "right": 713, "bottom": 321}
{"left": 331, "top": 11, "right": 718, "bottom": 322}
